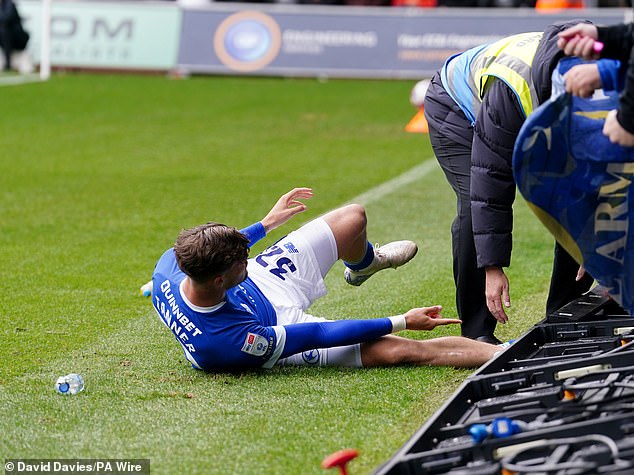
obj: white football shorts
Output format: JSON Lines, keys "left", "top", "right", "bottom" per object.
{"left": 247, "top": 217, "right": 363, "bottom": 368}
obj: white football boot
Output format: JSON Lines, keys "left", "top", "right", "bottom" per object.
{"left": 344, "top": 241, "right": 418, "bottom": 286}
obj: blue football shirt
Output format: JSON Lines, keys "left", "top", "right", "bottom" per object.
{"left": 151, "top": 222, "right": 397, "bottom": 371}
{"left": 152, "top": 247, "right": 284, "bottom": 371}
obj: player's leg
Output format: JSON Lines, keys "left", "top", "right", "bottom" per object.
{"left": 277, "top": 344, "right": 363, "bottom": 367}
{"left": 278, "top": 335, "right": 498, "bottom": 368}
{"left": 360, "top": 334, "right": 498, "bottom": 368}
{"left": 319, "top": 203, "right": 368, "bottom": 262}
{"left": 320, "top": 204, "right": 418, "bottom": 286}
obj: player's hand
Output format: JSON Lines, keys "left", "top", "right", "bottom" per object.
{"left": 603, "top": 110, "right": 634, "bottom": 147}
{"left": 564, "top": 63, "right": 602, "bottom": 98}
{"left": 260, "top": 188, "right": 313, "bottom": 232}
{"left": 557, "top": 24, "right": 599, "bottom": 59}
{"left": 485, "top": 267, "right": 510, "bottom": 324}
{"left": 576, "top": 266, "right": 586, "bottom": 282}
{"left": 403, "top": 306, "right": 461, "bottom": 331}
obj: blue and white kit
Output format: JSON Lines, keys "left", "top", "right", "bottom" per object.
{"left": 151, "top": 218, "right": 404, "bottom": 372}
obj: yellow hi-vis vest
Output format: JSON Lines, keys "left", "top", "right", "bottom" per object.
{"left": 442, "top": 32, "right": 543, "bottom": 123}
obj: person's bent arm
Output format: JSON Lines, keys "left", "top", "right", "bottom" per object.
{"left": 280, "top": 306, "right": 460, "bottom": 358}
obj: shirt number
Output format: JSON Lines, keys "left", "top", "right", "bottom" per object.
{"left": 256, "top": 245, "right": 297, "bottom": 281}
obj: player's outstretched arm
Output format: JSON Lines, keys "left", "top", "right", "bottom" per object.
{"left": 260, "top": 187, "right": 313, "bottom": 233}
{"left": 279, "top": 307, "right": 461, "bottom": 360}
{"left": 402, "top": 306, "right": 462, "bottom": 331}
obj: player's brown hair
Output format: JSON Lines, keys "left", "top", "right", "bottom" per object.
{"left": 173, "top": 222, "right": 249, "bottom": 282}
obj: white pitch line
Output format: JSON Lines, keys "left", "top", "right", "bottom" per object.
{"left": 347, "top": 158, "right": 438, "bottom": 206}
{"left": 0, "top": 73, "right": 42, "bottom": 87}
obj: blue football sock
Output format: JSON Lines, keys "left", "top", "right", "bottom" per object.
{"left": 344, "top": 242, "right": 375, "bottom": 270}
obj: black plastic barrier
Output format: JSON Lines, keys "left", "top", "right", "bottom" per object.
{"left": 376, "top": 292, "right": 634, "bottom": 474}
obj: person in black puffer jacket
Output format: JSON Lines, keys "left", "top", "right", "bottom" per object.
{"left": 423, "top": 21, "right": 617, "bottom": 343}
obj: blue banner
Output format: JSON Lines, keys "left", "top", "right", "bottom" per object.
{"left": 513, "top": 92, "right": 634, "bottom": 314}
{"left": 176, "top": 5, "right": 626, "bottom": 79}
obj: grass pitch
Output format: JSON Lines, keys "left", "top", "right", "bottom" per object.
{"left": 0, "top": 73, "right": 554, "bottom": 474}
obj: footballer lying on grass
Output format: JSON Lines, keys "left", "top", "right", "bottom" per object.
{"left": 142, "top": 187, "right": 499, "bottom": 372}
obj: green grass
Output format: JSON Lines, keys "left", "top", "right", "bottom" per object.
{"left": 0, "top": 73, "right": 554, "bottom": 474}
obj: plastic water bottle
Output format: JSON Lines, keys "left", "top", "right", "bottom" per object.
{"left": 55, "top": 373, "right": 84, "bottom": 395}
{"left": 140, "top": 281, "right": 152, "bottom": 298}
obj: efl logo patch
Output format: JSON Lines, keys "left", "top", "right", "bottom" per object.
{"left": 241, "top": 332, "right": 269, "bottom": 356}
{"left": 284, "top": 242, "right": 299, "bottom": 254}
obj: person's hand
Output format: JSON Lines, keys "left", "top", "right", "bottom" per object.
{"left": 260, "top": 187, "right": 313, "bottom": 232}
{"left": 485, "top": 266, "right": 510, "bottom": 324}
{"left": 564, "top": 63, "right": 602, "bottom": 98}
{"left": 603, "top": 110, "right": 634, "bottom": 147}
{"left": 557, "top": 24, "right": 600, "bottom": 59}
{"left": 557, "top": 23, "right": 597, "bottom": 42}
{"left": 403, "top": 305, "right": 461, "bottom": 331}
{"left": 576, "top": 266, "right": 586, "bottom": 282}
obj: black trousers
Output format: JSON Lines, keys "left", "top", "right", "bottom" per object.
{"left": 424, "top": 73, "right": 593, "bottom": 339}
{"left": 0, "top": 25, "right": 14, "bottom": 70}
{"left": 546, "top": 242, "right": 595, "bottom": 316}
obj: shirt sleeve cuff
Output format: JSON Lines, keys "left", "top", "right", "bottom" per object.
{"left": 388, "top": 315, "right": 406, "bottom": 333}
{"left": 262, "top": 325, "right": 286, "bottom": 369}
{"left": 240, "top": 222, "right": 266, "bottom": 247}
